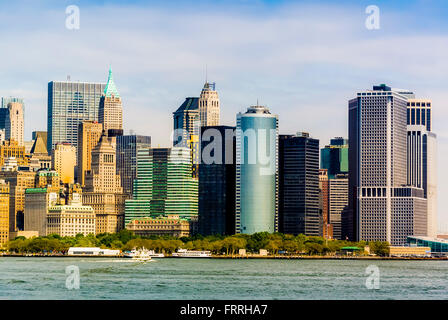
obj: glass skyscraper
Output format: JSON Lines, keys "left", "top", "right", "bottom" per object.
{"left": 235, "top": 105, "right": 278, "bottom": 234}
{"left": 279, "top": 133, "right": 320, "bottom": 236}
{"left": 198, "top": 125, "right": 236, "bottom": 236}
{"left": 47, "top": 81, "right": 105, "bottom": 151}
{"left": 320, "top": 137, "right": 348, "bottom": 179}
{"left": 116, "top": 135, "right": 152, "bottom": 196}
{"left": 124, "top": 147, "right": 198, "bottom": 226}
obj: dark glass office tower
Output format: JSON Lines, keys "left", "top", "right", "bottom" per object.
{"left": 198, "top": 126, "right": 236, "bottom": 235}
{"left": 116, "top": 135, "right": 152, "bottom": 195}
{"left": 320, "top": 137, "right": 348, "bottom": 179}
{"left": 279, "top": 132, "right": 320, "bottom": 236}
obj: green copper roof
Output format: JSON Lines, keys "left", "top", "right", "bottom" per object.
{"left": 104, "top": 67, "right": 120, "bottom": 98}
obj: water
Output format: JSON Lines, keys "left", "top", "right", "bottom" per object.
{"left": 1, "top": 257, "right": 447, "bottom": 299}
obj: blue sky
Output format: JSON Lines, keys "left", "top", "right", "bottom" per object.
{"left": 0, "top": 0, "right": 448, "bottom": 230}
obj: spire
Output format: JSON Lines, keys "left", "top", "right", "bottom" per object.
{"left": 104, "top": 66, "right": 120, "bottom": 98}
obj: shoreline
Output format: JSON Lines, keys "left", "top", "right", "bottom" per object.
{"left": 1, "top": 254, "right": 446, "bottom": 261}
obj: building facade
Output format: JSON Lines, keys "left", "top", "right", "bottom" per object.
{"left": 406, "top": 99, "right": 437, "bottom": 238}
{"left": 173, "top": 97, "right": 200, "bottom": 178}
{"left": 82, "top": 133, "right": 126, "bottom": 234}
{"left": 0, "top": 180, "right": 9, "bottom": 245}
{"left": 235, "top": 105, "right": 278, "bottom": 234}
{"left": 124, "top": 147, "right": 198, "bottom": 226}
{"left": 320, "top": 137, "right": 348, "bottom": 179}
{"left": 198, "top": 126, "right": 236, "bottom": 236}
{"left": 46, "top": 203, "right": 95, "bottom": 237}
{"left": 99, "top": 68, "right": 123, "bottom": 134}
{"left": 199, "top": 82, "right": 220, "bottom": 127}
{"left": 5, "top": 101, "right": 24, "bottom": 146}
{"left": 116, "top": 135, "right": 152, "bottom": 195}
{"left": 47, "top": 81, "right": 105, "bottom": 151}
{"left": 126, "top": 215, "right": 190, "bottom": 238}
{"left": 279, "top": 133, "right": 320, "bottom": 236}
{"left": 51, "top": 143, "right": 76, "bottom": 184}
{"left": 77, "top": 120, "right": 103, "bottom": 186}
{"left": 346, "top": 84, "right": 428, "bottom": 245}
{"left": 24, "top": 187, "right": 59, "bottom": 236}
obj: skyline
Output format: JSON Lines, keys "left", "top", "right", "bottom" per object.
{"left": 0, "top": 0, "right": 447, "bottom": 230}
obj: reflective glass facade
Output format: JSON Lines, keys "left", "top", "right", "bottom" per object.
{"left": 236, "top": 106, "right": 278, "bottom": 234}
{"left": 47, "top": 81, "right": 105, "bottom": 151}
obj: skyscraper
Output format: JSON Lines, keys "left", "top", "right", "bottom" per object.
{"left": 279, "top": 133, "right": 320, "bottom": 236}
{"left": 47, "top": 81, "right": 106, "bottom": 151}
{"left": 4, "top": 100, "right": 24, "bottom": 146}
{"left": 346, "top": 84, "right": 427, "bottom": 245}
{"left": 406, "top": 98, "right": 437, "bottom": 238}
{"left": 99, "top": 68, "right": 123, "bottom": 134}
{"left": 198, "top": 126, "right": 236, "bottom": 236}
{"left": 235, "top": 105, "right": 278, "bottom": 234}
{"left": 116, "top": 135, "right": 151, "bottom": 195}
{"left": 77, "top": 121, "right": 103, "bottom": 186}
{"left": 124, "top": 147, "right": 198, "bottom": 226}
{"left": 51, "top": 143, "right": 76, "bottom": 185}
{"left": 0, "top": 180, "right": 9, "bottom": 245}
{"left": 328, "top": 174, "right": 348, "bottom": 240}
{"left": 173, "top": 97, "right": 200, "bottom": 177}
{"left": 82, "top": 133, "right": 127, "bottom": 233}
{"left": 199, "top": 82, "right": 220, "bottom": 127}
{"left": 320, "top": 137, "right": 348, "bottom": 179}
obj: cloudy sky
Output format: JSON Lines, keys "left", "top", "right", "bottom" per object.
{"left": 0, "top": 0, "right": 447, "bottom": 230}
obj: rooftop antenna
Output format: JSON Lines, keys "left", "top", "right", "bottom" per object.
{"left": 205, "top": 64, "right": 208, "bottom": 83}
{"left": 67, "top": 75, "right": 71, "bottom": 81}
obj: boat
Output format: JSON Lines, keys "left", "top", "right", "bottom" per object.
{"left": 123, "top": 248, "right": 152, "bottom": 261}
{"left": 172, "top": 248, "right": 212, "bottom": 258}
{"left": 148, "top": 250, "right": 165, "bottom": 258}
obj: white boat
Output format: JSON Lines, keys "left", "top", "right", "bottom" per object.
{"left": 172, "top": 248, "right": 212, "bottom": 258}
{"left": 123, "top": 249, "right": 152, "bottom": 261}
{"left": 148, "top": 250, "right": 165, "bottom": 258}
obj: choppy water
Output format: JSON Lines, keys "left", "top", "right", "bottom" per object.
{"left": 0, "top": 257, "right": 447, "bottom": 299}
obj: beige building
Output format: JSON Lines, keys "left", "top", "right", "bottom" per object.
{"left": 99, "top": 68, "right": 123, "bottom": 134}
{"left": 77, "top": 121, "right": 103, "bottom": 186}
{"left": 389, "top": 246, "right": 431, "bottom": 257}
{"left": 5, "top": 101, "right": 24, "bottom": 146}
{"left": 198, "top": 82, "right": 220, "bottom": 127}
{"left": 24, "top": 187, "right": 59, "bottom": 236}
{"left": 0, "top": 170, "right": 36, "bottom": 232}
{"left": 83, "top": 133, "right": 126, "bottom": 234}
{"left": 0, "top": 139, "right": 28, "bottom": 167}
{"left": 29, "top": 131, "right": 51, "bottom": 170}
{"left": 46, "top": 203, "right": 95, "bottom": 237}
{"left": 52, "top": 143, "right": 76, "bottom": 184}
{"left": 126, "top": 215, "right": 190, "bottom": 238}
{"left": 0, "top": 180, "right": 10, "bottom": 245}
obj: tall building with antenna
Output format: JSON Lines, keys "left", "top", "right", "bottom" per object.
{"left": 199, "top": 81, "right": 220, "bottom": 127}
{"left": 99, "top": 67, "right": 123, "bottom": 135}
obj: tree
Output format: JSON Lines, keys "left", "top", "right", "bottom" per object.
{"left": 369, "top": 241, "right": 390, "bottom": 257}
{"left": 265, "top": 240, "right": 282, "bottom": 255}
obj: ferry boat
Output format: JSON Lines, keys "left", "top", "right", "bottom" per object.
{"left": 123, "top": 249, "right": 152, "bottom": 261}
{"left": 148, "top": 250, "right": 165, "bottom": 258}
{"left": 172, "top": 248, "right": 212, "bottom": 258}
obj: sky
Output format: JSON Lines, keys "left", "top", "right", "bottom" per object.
{"left": 0, "top": 0, "right": 448, "bottom": 230}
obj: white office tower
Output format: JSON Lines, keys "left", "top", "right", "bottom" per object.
{"left": 406, "top": 99, "right": 437, "bottom": 238}
{"left": 348, "top": 84, "right": 427, "bottom": 245}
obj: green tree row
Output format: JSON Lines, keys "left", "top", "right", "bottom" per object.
{"left": 3, "top": 230, "right": 389, "bottom": 256}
